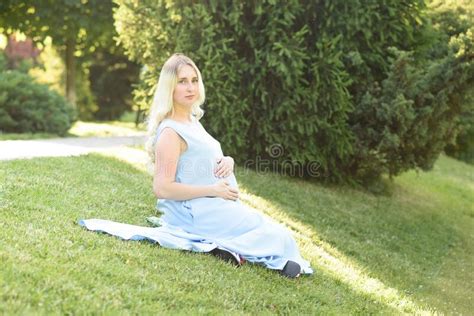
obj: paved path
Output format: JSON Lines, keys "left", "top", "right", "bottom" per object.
{"left": 0, "top": 135, "right": 147, "bottom": 160}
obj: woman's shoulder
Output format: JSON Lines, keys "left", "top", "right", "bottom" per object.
{"left": 158, "top": 117, "right": 174, "bottom": 126}
{"left": 156, "top": 118, "right": 196, "bottom": 143}
{"left": 158, "top": 117, "right": 201, "bottom": 130}
{"left": 157, "top": 118, "right": 179, "bottom": 132}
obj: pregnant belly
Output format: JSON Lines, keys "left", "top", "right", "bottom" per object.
{"left": 188, "top": 197, "right": 262, "bottom": 238}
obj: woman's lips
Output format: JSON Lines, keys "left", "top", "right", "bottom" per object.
{"left": 185, "top": 95, "right": 195, "bottom": 99}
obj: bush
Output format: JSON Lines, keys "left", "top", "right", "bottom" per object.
{"left": 0, "top": 70, "right": 76, "bottom": 136}
{"left": 348, "top": 42, "right": 474, "bottom": 181}
{"left": 115, "top": 0, "right": 473, "bottom": 185}
{"left": 444, "top": 108, "right": 474, "bottom": 164}
{"left": 427, "top": 0, "right": 474, "bottom": 164}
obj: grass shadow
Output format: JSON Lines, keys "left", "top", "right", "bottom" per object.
{"left": 0, "top": 154, "right": 433, "bottom": 314}
{"left": 235, "top": 154, "right": 473, "bottom": 314}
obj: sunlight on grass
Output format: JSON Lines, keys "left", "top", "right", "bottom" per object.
{"left": 94, "top": 148, "right": 471, "bottom": 314}
{"left": 96, "top": 147, "right": 149, "bottom": 173}
{"left": 69, "top": 121, "right": 145, "bottom": 137}
{"left": 98, "top": 147, "right": 432, "bottom": 312}
{"left": 239, "top": 190, "right": 433, "bottom": 314}
{"left": 0, "top": 121, "right": 146, "bottom": 141}
{"left": 2, "top": 148, "right": 467, "bottom": 314}
{"left": 393, "top": 155, "right": 474, "bottom": 314}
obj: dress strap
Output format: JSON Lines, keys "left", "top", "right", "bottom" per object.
{"left": 156, "top": 119, "right": 193, "bottom": 147}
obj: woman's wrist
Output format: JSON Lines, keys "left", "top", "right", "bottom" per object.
{"left": 206, "top": 184, "right": 217, "bottom": 197}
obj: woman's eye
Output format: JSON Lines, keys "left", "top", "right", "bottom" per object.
{"left": 178, "top": 79, "right": 198, "bottom": 84}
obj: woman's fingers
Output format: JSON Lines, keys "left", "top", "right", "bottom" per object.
{"left": 224, "top": 182, "right": 238, "bottom": 200}
{"left": 227, "top": 193, "right": 238, "bottom": 201}
{"left": 215, "top": 158, "right": 224, "bottom": 174}
{"left": 215, "top": 165, "right": 229, "bottom": 177}
{"left": 215, "top": 179, "right": 238, "bottom": 200}
{"left": 215, "top": 166, "right": 222, "bottom": 177}
{"left": 216, "top": 170, "right": 229, "bottom": 178}
{"left": 228, "top": 188, "right": 239, "bottom": 200}
{"left": 228, "top": 186, "right": 238, "bottom": 193}
{"left": 214, "top": 157, "right": 234, "bottom": 178}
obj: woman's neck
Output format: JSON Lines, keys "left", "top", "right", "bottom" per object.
{"left": 169, "top": 107, "right": 192, "bottom": 123}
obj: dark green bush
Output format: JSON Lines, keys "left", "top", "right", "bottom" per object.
{"left": 427, "top": 0, "right": 474, "bottom": 164}
{"left": 348, "top": 41, "right": 473, "bottom": 181}
{"left": 114, "top": 0, "right": 473, "bottom": 185}
{"left": 444, "top": 108, "right": 474, "bottom": 164}
{"left": 0, "top": 70, "right": 76, "bottom": 135}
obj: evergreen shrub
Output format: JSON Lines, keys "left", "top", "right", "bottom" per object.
{"left": 114, "top": 0, "right": 473, "bottom": 184}
{"left": 0, "top": 70, "right": 76, "bottom": 135}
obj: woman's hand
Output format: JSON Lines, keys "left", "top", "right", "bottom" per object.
{"left": 212, "top": 179, "right": 239, "bottom": 201}
{"left": 214, "top": 156, "right": 234, "bottom": 178}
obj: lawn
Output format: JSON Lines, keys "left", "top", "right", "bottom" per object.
{"left": 0, "top": 120, "right": 145, "bottom": 140}
{"left": 0, "top": 153, "right": 472, "bottom": 314}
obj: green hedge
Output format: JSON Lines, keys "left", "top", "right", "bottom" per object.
{"left": 428, "top": 0, "right": 474, "bottom": 164}
{"left": 114, "top": 0, "right": 473, "bottom": 185}
{"left": 0, "top": 70, "right": 76, "bottom": 136}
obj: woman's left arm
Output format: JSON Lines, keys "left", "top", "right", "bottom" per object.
{"left": 215, "top": 156, "right": 234, "bottom": 178}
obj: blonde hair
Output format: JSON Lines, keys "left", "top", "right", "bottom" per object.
{"left": 145, "top": 53, "right": 205, "bottom": 172}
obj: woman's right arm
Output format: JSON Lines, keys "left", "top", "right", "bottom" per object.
{"left": 153, "top": 128, "right": 239, "bottom": 201}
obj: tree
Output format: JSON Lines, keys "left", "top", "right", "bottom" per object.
{"left": 115, "top": 0, "right": 473, "bottom": 186}
{"left": 87, "top": 47, "right": 140, "bottom": 120}
{"left": 0, "top": 0, "right": 117, "bottom": 109}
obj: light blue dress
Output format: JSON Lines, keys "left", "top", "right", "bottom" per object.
{"left": 80, "top": 118, "right": 313, "bottom": 274}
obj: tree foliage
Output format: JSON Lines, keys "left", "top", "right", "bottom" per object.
{"left": 114, "top": 0, "right": 473, "bottom": 185}
{"left": 427, "top": 0, "right": 474, "bottom": 164}
{"left": 0, "top": 0, "right": 117, "bottom": 107}
{"left": 88, "top": 48, "right": 141, "bottom": 120}
{"left": 0, "top": 0, "right": 140, "bottom": 121}
{"left": 0, "top": 70, "right": 75, "bottom": 135}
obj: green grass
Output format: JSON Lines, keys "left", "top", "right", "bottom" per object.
{"left": 68, "top": 120, "right": 145, "bottom": 137}
{"left": 0, "top": 132, "right": 63, "bottom": 140}
{"left": 0, "top": 153, "right": 472, "bottom": 314}
{"left": 0, "top": 120, "right": 145, "bottom": 140}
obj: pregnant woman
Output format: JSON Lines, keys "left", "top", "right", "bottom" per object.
{"left": 80, "top": 53, "right": 313, "bottom": 278}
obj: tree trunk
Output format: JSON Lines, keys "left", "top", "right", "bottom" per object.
{"left": 135, "top": 104, "right": 142, "bottom": 127}
{"left": 65, "top": 37, "right": 76, "bottom": 108}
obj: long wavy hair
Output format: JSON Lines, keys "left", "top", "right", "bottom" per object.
{"left": 145, "top": 53, "right": 205, "bottom": 172}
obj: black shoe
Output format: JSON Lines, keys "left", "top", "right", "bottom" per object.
{"left": 281, "top": 260, "right": 301, "bottom": 278}
{"left": 210, "top": 248, "right": 242, "bottom": 266}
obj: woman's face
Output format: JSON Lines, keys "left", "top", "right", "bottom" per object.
{"left": 173, "top": 64, "right": 199, "bottom": 109}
